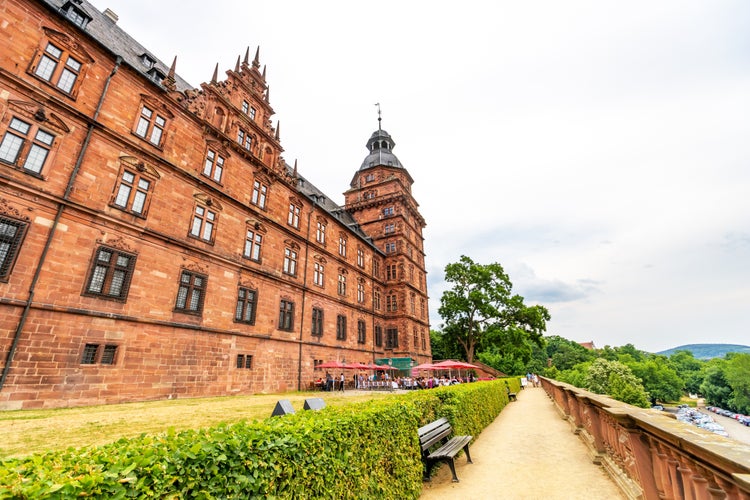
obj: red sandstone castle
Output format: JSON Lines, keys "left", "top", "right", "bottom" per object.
{"left": 0, "top": 0, "right": 431, "bottom": 409}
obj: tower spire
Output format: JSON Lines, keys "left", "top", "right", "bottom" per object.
{"left": 375, "top": 102, "right": 382, "bottom": 131}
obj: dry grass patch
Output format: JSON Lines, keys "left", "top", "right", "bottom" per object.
{"left": 0, "top": 390, "right": 396, "bottom": 459}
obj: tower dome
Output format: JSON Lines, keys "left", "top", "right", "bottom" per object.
{"left": 359, "top": 129, "right": 403, "bottom": 170}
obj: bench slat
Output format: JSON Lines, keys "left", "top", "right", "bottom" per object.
{"left": 428, "top": 435, "right": 472, "bottom": 459}
{"left": 420, "top": 425, "right": 452, "bottom": 450}
{"left": 418, "top": 417, "right": 474, "bottom": 483}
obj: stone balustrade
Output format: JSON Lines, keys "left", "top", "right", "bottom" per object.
{"left": 541, "top": 377, "right": 750, "bottom": 499}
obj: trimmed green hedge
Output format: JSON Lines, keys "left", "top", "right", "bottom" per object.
{"left": 0, "top": 379, "right": 515, "bottom": 499}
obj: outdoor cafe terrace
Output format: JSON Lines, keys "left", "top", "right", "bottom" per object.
{"left": 311, "top": 359, "right": 489, "bottom": 391}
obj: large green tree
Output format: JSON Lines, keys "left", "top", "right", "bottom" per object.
{"left": 584, "top": 358, "right": 650, "bottom": 407}
{"left": 438, "top": 255, "right": 549, "bottom": 363}
{"left": 629, "top": 356, "right": 683, "bottom": 404}
{"left": 699, "top": 359, "right": 733, "bottom": 409}
{"left": 669, "top": 350, "right": 705, "bottom": 395}
{"left": 725, "top": 353, "right": 750, "bottom": 414}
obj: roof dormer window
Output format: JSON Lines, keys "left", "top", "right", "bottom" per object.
{"left": 141, "top": 54, "right": 156, "bottom": 69}
{"left": 147, "top": 67, "right": 165, "bottom": 84}
{"left": 61, "top": 1, "right": 91, "bottom": 29}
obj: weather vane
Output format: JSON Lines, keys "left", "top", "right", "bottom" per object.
{"left": 374, "top": 102, "right": 382, "bottom": 131}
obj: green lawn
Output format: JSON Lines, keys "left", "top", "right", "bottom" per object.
{"left": 0, "top": 390, "right": 395, "bottom": 459}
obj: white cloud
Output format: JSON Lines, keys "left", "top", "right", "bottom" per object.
{"left": 94, "top": 0, "right": 750, "bottom": 352}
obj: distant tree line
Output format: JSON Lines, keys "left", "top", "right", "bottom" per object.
{"left": 431, "top": 256, "right": 750, "bottom": 412}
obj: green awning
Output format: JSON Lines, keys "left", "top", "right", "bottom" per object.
{"left": 375, "top": 357, "right": 413, "bottom": 371}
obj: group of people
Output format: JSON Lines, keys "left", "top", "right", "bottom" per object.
{"left": 316, "top": 372, "right": 347, "bottom": 392}
{"left": 520, "top": 372, "right": 540, "bottom": 389}
{"left": 314, "top": 372, "right": 479, "bottom": 391}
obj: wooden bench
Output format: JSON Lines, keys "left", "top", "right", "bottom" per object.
{"left": 507, "top": 387, "right": 517, "bottom": 401}
{"left": 418, "top": 417, "right": 473, "bottom": 482}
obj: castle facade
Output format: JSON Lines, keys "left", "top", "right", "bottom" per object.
{"left": 0, "top": 0, "right": 430, "bottom": 409}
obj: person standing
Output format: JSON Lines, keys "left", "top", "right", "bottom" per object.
{"left": 325, "top": 372, "right": 333, "bottom": 392}
{"left": 339, "top": 372, "right": 345, "bottom": 391}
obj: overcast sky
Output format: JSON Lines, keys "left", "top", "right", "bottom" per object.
{"left": 91, "top": 0, "right": 750, "bottom": 353}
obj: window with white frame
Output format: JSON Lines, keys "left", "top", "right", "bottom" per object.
{"left": 313, "top": 261, "right": 324, "bottom": 287}
{"left": 243, "top": 228, "right": 262, "bottom": 261}
{"left": 0, "top": 117, "right": 55, "bottom": 175}
{"left": 287, "top": 202, "right": 300, "bottom": 229}
{"left": 316, "top": 220, "right": 326, "bottom": 244}
{"left": 283, "top": 247, "right": 298, "bottom": 276}
{"left": 338, "top": 235, "right": 347, "bottom": 257}
{"left": 251, "top": 179, "right": 268, "bottom": 209}
{"left": 134, "top": 104, "right": 167, "bottom": 147}
{"left": 202, "top": 148, "right": 224, "bottom": 183}
{"left": 32, "top": 41, "right": 83, "bottom": 95}
{"left": 111, "top": 168, "right": 153, "bottom": 217}
{"left": 189, "top": 204, "right": 216, "bottom": 243}
{"left": 357, "top": 279, "right": 365, "bottom": 304}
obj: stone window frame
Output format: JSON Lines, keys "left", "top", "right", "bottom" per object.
{"left": 188, "top": 196, "right": 219, "bottom": 245}
{"left": 174, "top": 269, "right": 207, "bottom": 315}
{"left": 386, "top": 293, "right": 398, "bottom": 312}
{"left": 338, "top": 233, "right": 348, "bottom": 257}
{"left": 81, "top": 343, "right": 118, "bottom": 365}
{"left": 236, "top": 354, "right": 253, "bottom": 369}
{"left": 313, "top": 256, "right": 326, "bottom": 287}
{"left": 0, "top": 116, "right": 56, "bottom": 177}
{"left": 336, "top": 314, "right": 347, "bottom": 341}
{"left": 132, "top": 95, "right": 173, "bottom": 148}
{"left": 251, "top": 176, "right": 269, "bottom": 210}
{"left": 109, "top": 156, "right": 160, "bottom": 218}
{"left": 0, "top": 213, "right": 29, "bottom": 282}
{"left": 357, "top": 277, "right": 366, "bottom": 304}
{"left": 337, "top": 268, "right": 348, "bottom": 296}
{"left": 82, "top": 245, "right": 137, "bottom": 302}
{"left": 283, "top": 241, "right": 300, "bottom": 277}
{"left": 374, "top": 325, "right": 383, "bottom": 347}
{"left": 242, "top": 220, "right": 265, "bottom": 263}
{"left": 27, "top": 28, "right": 93, "bottom": 99}
{"left": 315, "top": 217, "right": 327, "bottom": 245}
{"left": 201, "top": 141, "right": 229, "bottom": 184}
{"left": 386, "top": 327, "right": 399, "bottom": 349}
{"left": 373, "top": 287, "right": 381, "bottom": 311}
{"left": 287, "top": 197, "right": 302, "bottom": 229}
{"left": 235, "top": 287, "right": 257, "bottom": 325}
{"left": 278, "top": 299, "right": 295, "bottom": 331}
{"left": 311, "top": 307, "right": 324, "bottom": 337}
{"left": 357, "top": 319, "right": 366, "bottom": 344}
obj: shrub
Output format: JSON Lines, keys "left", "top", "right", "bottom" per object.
{"left": 0, "top": 380, "right": 512, "bottom": 499}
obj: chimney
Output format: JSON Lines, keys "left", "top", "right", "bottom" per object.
{"left": 103, "top": 8, "right": 119, "bottom": 23}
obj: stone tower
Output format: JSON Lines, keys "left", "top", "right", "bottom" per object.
{"left": 344, "top": 121, "right": 431, "bottom": 364}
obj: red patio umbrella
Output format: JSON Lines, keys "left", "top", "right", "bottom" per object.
{"left": 412, "top": 362, "right": 437, "bottom": 370}
{"left": 345, "top": 362, "right": 370, "bottom": 369}
{"left": 432, "top": 360, "right": 478, "bottom": 369}
{"left": 316, "top": 360, "right": 348, "bottom": 369}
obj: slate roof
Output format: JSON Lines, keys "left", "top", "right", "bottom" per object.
{"left": 38, "top": 0, "right": 194, "bottom": 91}
{"left": 37, "top": 0, "right": 379, "bottom": 250}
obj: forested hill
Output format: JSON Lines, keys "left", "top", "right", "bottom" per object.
{"left": 657, "top": 344, "right": 750, "bottom": 360}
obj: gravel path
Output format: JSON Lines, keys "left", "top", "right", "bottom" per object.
{"left": 419, "top": 387, "right": 625, "bottom": 500}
